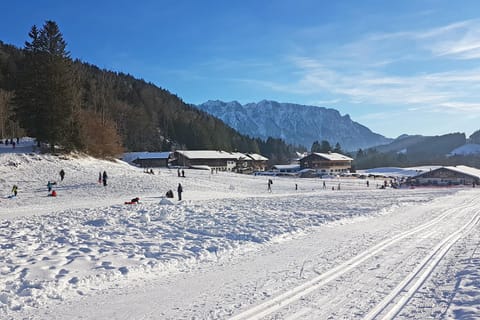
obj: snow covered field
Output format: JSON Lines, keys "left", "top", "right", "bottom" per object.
{"left": 1, "top": 147, "right": 479, "bottom": 319}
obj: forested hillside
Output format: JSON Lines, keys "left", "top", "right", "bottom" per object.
{"left": 353, "top": 132, "right": 480, "bottom": 169}
{"left": 0, "top": 21, "right": 298, "bottom": 163}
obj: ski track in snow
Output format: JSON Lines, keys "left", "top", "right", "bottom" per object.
{"left": 230, "top": 194, "right": 480, "bottom": 320}
{"left": 0, "top": 148, "right": 478, "bottom": 319}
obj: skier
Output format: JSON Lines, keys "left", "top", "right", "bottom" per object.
{"left": 11, "top": 184, "right": 18, "bottom": 197}
{"left": 177, "top": 183, "right": 183, "bottom": 201}
{"left": 59, "top": 169, "right": 65, "bottom": 181}
{"left": 47, "top": 181, "right": 53, "bottom": 192}
{"left": 323, "top": 181, "right": 326, "bottom": 189}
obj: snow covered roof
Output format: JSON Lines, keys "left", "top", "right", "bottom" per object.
{"left": 246, "top": 153, "right": 269, "bottom": 161}
{"left": 443, "top": 165, "right": 480, "bottom": 178}
{"left": 175, "top": 150, "right": 246, "bottom": 160}
{"left": 415, "top": 165, "right": 480, "bottom": 179}
{"left": 122, "top": 152, "right": 171, "bottom": 162}
{"left": 273, "top": 164, "right": 301, "bottom": 170}
{"left": 309, "top": 152, "right": 353, "bottom": 161}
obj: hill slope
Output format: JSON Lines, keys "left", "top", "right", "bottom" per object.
{"left": 0, "top": 41, "right": 291, "bottom": 157}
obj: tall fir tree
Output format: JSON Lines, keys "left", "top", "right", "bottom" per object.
{"left": 320, "top": 140, "right": 331, "bottom": 153}
{"left": 311, "top": 140, "right": 321, "bottom": 153}
{"left": 333, "top": 142, "right": 342, "bottom": 153}
{"left": 14, "top": 20, "right": 79, "bottom": 152}
{"left": 13, "top": 25, "right": 44, "bottom": 139}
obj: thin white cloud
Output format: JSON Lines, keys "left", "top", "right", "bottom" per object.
{"left": 262, "top": 53, "right": 480, "bottom": 115}
{"left": 239, "top": 19, "right": 480, "bottom": 117}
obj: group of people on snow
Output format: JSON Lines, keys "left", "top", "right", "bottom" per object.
{"left": 10, "top": 168, "right": 111, "bottom": 199}
{"left": 9, "top": 164, "right": 189, "bottom": 203}
{"left": 2, "top": 137, "right": 19, "bottom": 149}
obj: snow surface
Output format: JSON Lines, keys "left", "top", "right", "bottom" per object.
{"left": 449, "top": 143, "right": 480, "bottom": 156}
{"left": 1, "top": 143, "right": 480, "bottom": 319}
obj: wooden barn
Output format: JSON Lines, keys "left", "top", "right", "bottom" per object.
{"left": 409, "top": 165, "right": 480, "bottom": 186}
{"left": 299, "top": 152, "right": 353, "bottom": 174}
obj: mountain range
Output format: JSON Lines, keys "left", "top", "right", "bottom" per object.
{"left": 196, "top": 100, "right": 392, "bottom": 151}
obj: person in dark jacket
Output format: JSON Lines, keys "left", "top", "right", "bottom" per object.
{"left": 59, "top": 169, "right": 65, "bottom": 181}
{"left": 102, "top": 171, "right": 108, "bottom": 186}
{"left": 130, "top": 197, "right": 140, "bottom": 203}
{"left": 177, "top": 183, "right": 183, "bottom": 201}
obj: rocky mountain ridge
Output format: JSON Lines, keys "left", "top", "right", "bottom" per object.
{"left": 197, "top": 100, "right": 392, "bottom": 151}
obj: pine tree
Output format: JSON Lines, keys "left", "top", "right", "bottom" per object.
{"left": 14, "top": 20, "right": 78, "bottom": 152}
{"left": 311, "top": 140, "right": 321, "bottom": 153}
{"left": 13, "top": 25, "right": 44, "bottom": 139}
{"left": 320, "top": 140, "right": 331, "bottom": 153}
{"left": 333, "top": 142, "right": 342, "bottom": 153}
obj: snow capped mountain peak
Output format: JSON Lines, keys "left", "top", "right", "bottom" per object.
{"left": 196, "top": 100, "right": 392, "bottom": 151}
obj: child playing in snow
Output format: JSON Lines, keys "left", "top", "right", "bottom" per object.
{"left": 124, "top": 197, "right": 140, "bottom": 204}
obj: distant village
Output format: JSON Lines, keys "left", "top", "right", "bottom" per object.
{"left": 123, "top": 150, "right": 480, "bottom": 187}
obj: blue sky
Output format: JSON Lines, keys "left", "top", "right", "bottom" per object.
{"left": 2, "top": 0, "right": 480, "bottom": 138}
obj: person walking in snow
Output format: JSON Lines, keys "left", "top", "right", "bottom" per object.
{"left": 98, "top": 172, "right": 102, "bottom": 184}
{"left": 59, "top": 169, "right": 65, "bottom": 181}
{"left": 323, "top": 181, "right": 327, "bottom": 189}
{"left": 267, "top": 179, "right": 272, "bottom": 192}
{"left": 11, "top": 184, "right": 18, "bottom": 197}
{"left": 181, "top": 169, "right": 185, "bottom": 178}
{"left": 47, "top": 181, "right": 53, "bottom": 192}
{"left": 102, "top": 171, "right": 108, "bottom": 186}
{"left": 177, "top": 168, "right": 181, "bottom": 177}
{"left": 177, "top": 183, "right": 183, "bottom": 201}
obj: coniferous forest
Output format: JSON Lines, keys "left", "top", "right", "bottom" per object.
{"left": 0, "top": 20, "right": 299, "bottom": 162}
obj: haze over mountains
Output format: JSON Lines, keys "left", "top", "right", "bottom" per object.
{"left": 197, "top": 100, "right": 392, "bottom": 151}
